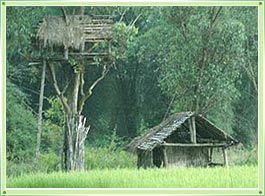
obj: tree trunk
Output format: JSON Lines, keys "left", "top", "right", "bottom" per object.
{"left": 64, "top": 114, "right": 90, "bottom": 171}
{"left": 47, "top": 60, "right": 108, "bottom": 171}
{"left": 33, "top": 60, "right": 46, "bottom": 171}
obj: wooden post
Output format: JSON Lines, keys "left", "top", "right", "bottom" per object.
{"left": 189, "top": 117, "right": 197, "bottom": 143}
{"left": 222, "top": 147, "right": 228, "bottom": 167}
{"left": 210, "top": 147, "right": 213, "bottom": 162}
{"left": 33, "top": 59, "right": 46, "bottom": 171}
{"left": 163, "top": 147, "right": 168, "bottom": 167}
{"left": 150, "top": 150, "right": 154, "bottom": 167}
{"left": 208, "top": 147, "right": 213, "bottom": 163}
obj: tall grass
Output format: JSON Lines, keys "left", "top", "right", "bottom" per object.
{"left": 7, "top": 147, "right": 136, "bottom": 177}
{"left": 7, "top": 165, "right": 258, "bottom": 188}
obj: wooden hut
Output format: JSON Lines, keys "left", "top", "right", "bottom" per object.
{"left": 128, "top": 112, "right": 238, "bottom": 168}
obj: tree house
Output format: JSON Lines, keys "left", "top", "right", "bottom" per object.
{"left": 34, "top": 14, "right": 113, "bottom": 61}
{"left": 31, "top": 12, "right": 114, "bottom": 171}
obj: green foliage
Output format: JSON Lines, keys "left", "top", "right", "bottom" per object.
{"left": 7, "top": 153, "right": 60, "bottom": 177}
{"left": 6, "top": 80, "right": 37, "bottom": 162}
{"left": 243, "top": 147, "right": 258, "bottom": 165}
{"left": 7, "top": 146, "right": 135, "bottom": 177}
{"left": 211, "top": 147, "right": 258, "bottom": 166}
{"left": 6, "top": 160, "right": 33, "bottom": 177}
{"left": 39, "top": 153, "right": 60, "bottom": 173}
{"left": 85, "top": 147, "right": 136, "bottom": 170}
{"left": 158, "top": 7, "right": 244, "bottom": 113}
{"left": 42, "top": 97, "right": 64, "bottom": 153}
{"left": 44, "top": 97, "right": 64, "bottom": 126}
{"left": 110, "top": 22, "right": 138, "bottom": 60}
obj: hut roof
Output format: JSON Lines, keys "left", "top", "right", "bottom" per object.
{"left": 128, "top": 112, "right": 238, "bottom": 152}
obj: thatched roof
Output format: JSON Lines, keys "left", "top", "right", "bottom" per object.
{"left": 128, "top": 112, "right": 238, "bottom": 152}
{"left": 36, "top": 15, "right": 113, "bottom": 50}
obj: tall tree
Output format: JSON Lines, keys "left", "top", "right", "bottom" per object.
{"left": 157, "top": 7, "right": 246, "bottom": 121}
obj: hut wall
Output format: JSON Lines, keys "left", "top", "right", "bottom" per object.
{"left": 165, "top": 146, "right": 208, "bottom": 167}
{"left": 137, "top": 149, "right": 153, "bottom": 168}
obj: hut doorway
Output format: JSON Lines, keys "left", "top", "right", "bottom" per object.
{"left": 152, "top": 146, "right": 165, "bottom": 168}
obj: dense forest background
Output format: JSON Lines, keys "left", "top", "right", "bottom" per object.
{"left": 6, "top": 6, "right": 258, "bottom": 175}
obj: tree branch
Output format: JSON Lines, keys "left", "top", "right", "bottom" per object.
{"left": 61, "top": 7, "right": 70, "bottom": 26}
{"left": 78, "top": 64, "right": 109, "bottom": 113}
{"left": 129, "top": 14, "right": 141, "bottom": 27}
{"left": 80, "top": 71, "right": 85, "bottom": 96}
{"left": 212, "top": 7, "right": 223, "bottom": 25}
{"left": 47, "top": 61, "right": 71, "bottom": 114}
{"left": 194, "top": 7, "right": 223, "bottom": 112}
{"left": 119, "top": 8, "right": 128, "bottom": 22}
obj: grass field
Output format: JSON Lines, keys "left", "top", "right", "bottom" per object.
{"left": 7, "top": 165, "right": 258, "bottom": 188}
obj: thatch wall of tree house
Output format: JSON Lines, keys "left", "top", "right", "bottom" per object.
{"left": 129, "top": 112, "right": 238, "bottom": 169}
{"left": 37, "top": 16, "right": 85, "bottom": 50}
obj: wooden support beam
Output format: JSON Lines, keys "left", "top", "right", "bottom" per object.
{"left": 208, "top": 147, "right": 213, "bottom": 162}
{"left": 163, "top": 147, "right": 168, "bottom": 168}
{"left": 198, "top": 138, "right": 222, "bottom": 143}
{"left": 150, "top": 150, "right": 154, "bottom": 167}
{"left": 222, "top": 147, "right": 228, "bottom": 167}
{"left": 162, "top": 143, "right": 227, "bottom": 147}
{"left": 189, "top": 117, "right": 197, "bottom": 143}
{"left": 192, "top": 116, "right": 196, "bottom": 143}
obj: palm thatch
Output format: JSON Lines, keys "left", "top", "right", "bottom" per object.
{"left": 36, "top": 15, "right": 113, "bottom": 51}
{"left": 37, "top": 15, "right": 85, "bottom": 50}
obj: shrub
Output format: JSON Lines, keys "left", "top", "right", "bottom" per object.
{"left": 6, "top": 160, "right": 33, "bottom": 177}
{"left": 85, "top": 147, "right": 136, "bottom": 170}
{"left": 224, "top": 147, "right": 258, "bottom": 166}
{"left": 39, "top": 153, "right": 60, "bottom": 173}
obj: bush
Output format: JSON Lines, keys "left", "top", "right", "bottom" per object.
{"left": 6, "top": 80, "right": 37, "bottom": 162}
{"left": 225, "top": 147, "right": 258, "bottom": 166}
{"left": 85, "top": 147, "right": 136, "bottom": 170}
{"left": 39, "top": 153, "right": 60, "bottom": 173}
{"left": 6, "top": 160, "right": 33, "bottom": 177}
{"left": 243, "top": 147, "right": 258, "bottom": 165}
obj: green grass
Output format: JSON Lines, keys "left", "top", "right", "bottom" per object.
{"left": 7, "top": 165, "right": 258, "bottom": 188}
